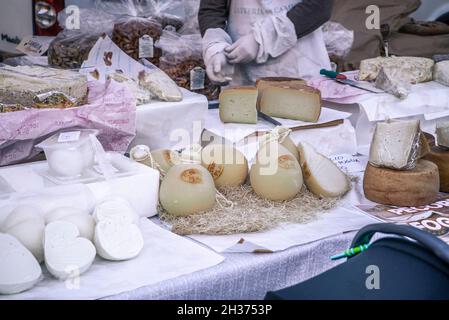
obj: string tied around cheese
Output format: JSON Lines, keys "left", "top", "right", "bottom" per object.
{"left": 260, "top": 126, "right": 293, "bottom": 148}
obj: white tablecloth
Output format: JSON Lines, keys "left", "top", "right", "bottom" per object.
{"left": 131, "top": 89, "right": 208, "bottom": 151}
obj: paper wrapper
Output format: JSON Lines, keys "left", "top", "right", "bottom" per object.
{"left": 0, "top": 80, "right": 136, "bottom": 166}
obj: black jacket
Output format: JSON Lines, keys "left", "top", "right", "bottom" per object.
{"left": 198, "top": 0, "right": 333, "bottom": 38}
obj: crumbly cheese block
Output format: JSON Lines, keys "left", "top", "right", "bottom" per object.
{"left": 436, "top": 121, "right": 449, "bottom": 149}
{"left": 298, "top": 142, "right": 350, "bottom": 198}
{"left": 369, "top": 119, "right": 421, "bottom": 170}
{"left": 0, "top": 65, "right": 88, "bottom": 107}
{"left": 108, "top": 72, "right": 153, "bottom": 105}
{"left": 375, "top": 66, "right": 412, "bottom": 99}
{"left": 259, "top": 84, "right": 322, "bottom": 122}
{"left": 138, "top": 69, "right": 183, "bottom": 102}
{"left": 363, "top": 160, "right": 440, "bottom": 207}
{"left": 256, "top": 77, "right": 306, "bottom": 109}
{"left": 434, "top": 61, "right": 449, "bottom": 87}
{"left": 0, "top": 233, "right": 42, "bottom": 295}
{"left": 424, "top": 146, "right": 449, "bottom": 193}
{"left": 359, "top": 56, "right": 434, "bottom": 83}
{"left": 219, "top": 86, "right": 258, "bottom": 124}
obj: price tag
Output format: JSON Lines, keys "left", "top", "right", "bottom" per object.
{"left": 139, "top": 35, "right": 154, "bottom": 59}
{"left": 58, "top": 131, "right": 81, "bottom": 143}
{"left": 16, "top": 36, "right": 54, "bottom": 56}
{"left": 330, "top": 154, "right": 367, "bottom": 173}
{"left": 190, "top": 67, "right": 206, "bottom": 90}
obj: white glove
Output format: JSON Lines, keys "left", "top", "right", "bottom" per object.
{"left": 206, "top": 53, "right": 233, "bottom": 84}
{"left": 252, "top": 15, "right": 298, "bottom": 64}
{"left": 224, "top": 33, "right": 260, "bottom": 64}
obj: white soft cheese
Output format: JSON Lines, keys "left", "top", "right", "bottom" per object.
{"left": 0, "top": 233, "right": 42, "bottom": 295}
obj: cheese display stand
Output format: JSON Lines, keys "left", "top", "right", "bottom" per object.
{"left": 2, "top": 3, "right": 449, "bottom": 301}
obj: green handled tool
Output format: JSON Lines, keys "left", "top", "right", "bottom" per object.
{"left": 331, "top": 244, "right": 371, "bottom": 261}
{"left": 320, "top": 69, "right": 384, "bottom": 94}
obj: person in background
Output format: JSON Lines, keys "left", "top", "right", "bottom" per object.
{"left": 199, "top": 0, "right": 333, "bottom": 86}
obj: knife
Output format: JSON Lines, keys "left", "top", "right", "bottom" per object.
{"left": 258, "top": 111, "right": 283, "bottom": 126}
{"left": 320, "top": 69, "right": 384, "bottom": 94}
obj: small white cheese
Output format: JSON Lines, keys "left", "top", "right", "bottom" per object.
{"left": 369, "top": 119, "right": 421, "bottom": 170}
{"left": 6, "top": 218, "right": 45, "bottom": 263}
{"left": 93, "top": 198, "right": 139, "bottom": 224}
{"left": 219, "top": 87, "right": 258, "bottom": 124}
{"left": 44, "top": 221, "right": 96, "bottom": 280}
{"left": 0, "top": 233, "right": 42, "bottom": 295}
{"left": 1, "top": 205, "right": 44, "bottom": 232}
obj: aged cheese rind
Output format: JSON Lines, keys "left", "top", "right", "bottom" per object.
{"left": 375, "top": 66, "right": 412, "bottom": 99}
{"left": 436, "top": 121, "right": 449, "bottom": 149}
{"left": 424, "top": 146, "right": 449, "bottom": 193}
{"left": 434, "top": 61, "right": 449, "bottom": 87}
{"left": 363, "top": 160, "right": 440, "bottom": 207}
{"left": 0, "top": 233, "right": 42, "bottom": 295}
{"left": 219, "top": 86, "right": 258, "bottom": 124}
{"left": 0, "top": 65, "right": 88, "bottom": 107}
{"left": 359, "top": 56, "right": 434, "bottom": 83}
{"left": 298, "top": 142, "right": 350, "bottom": 198}
{"left": 369, "top": 120, "right": 421, "bottom": 170}
{"left": 256, "top": 77, "right": 306, "bottom": 109}
{"left": 260, "top": 84, "right": 322, "bottom": 122}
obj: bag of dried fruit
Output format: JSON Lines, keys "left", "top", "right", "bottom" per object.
{"left": 155, "top": 30, "right": 220, "bottom": 100}
{"left": 48, "top": 9, "right": 116, "bottom": 69}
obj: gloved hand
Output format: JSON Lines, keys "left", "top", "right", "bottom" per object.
{"left": 224, "top": 33, "right": 260, "bottom": 64}
{"left": 206, "top": 52, "right": 233, "bottom": 84}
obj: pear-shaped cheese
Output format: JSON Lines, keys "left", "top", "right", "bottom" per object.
{"left": 150, "top": 149, "right": 181, "bottom": 172}
{"left": 201, "top": 144, "right": 248, "bottom": 188}
{"left": 160, "top": 164, "right": 216, "bottom": 216}
{"left": 298, "top": 142, "right": 350, "bottom": 198}
{"left": 250, "top": 143, "right": 303, "bottom": 201}
{"left": 0, "top": 233, "right": 42, "bottom": 295}
{"left": 44, "top": 221, "right": 96, "bottom": 280}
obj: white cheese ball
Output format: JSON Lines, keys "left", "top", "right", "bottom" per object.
{"left": 45, "top": 207, "right": 88, "bottom": 224}
{"left": 250, "top": 143, "right": 303, "bottom": 201}
{"left": 201, "top": 144, "right": 248, "bottom": 188}
{"left": 6, "top": 217, "right": 46, "bottom": 263}
{"left": 1, "top": 205, "right": 43, "bottom": 232}
{"left": 47, "top": 148, "right": 85, "bottom": 177}
{"left": 160, "top": 164, "right": 216, "bottom": 217}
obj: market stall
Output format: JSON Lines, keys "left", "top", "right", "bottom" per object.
{"left": 1, "top": 0, "right": 449, "bottom": 301}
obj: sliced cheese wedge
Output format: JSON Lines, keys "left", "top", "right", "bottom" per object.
{"left": 0, "top": 233, "right": 42, "bottom": 295}
{"left": 44, "top": 221, "right": 96, "bottom": 280}
{"left": 298, "top": 142, "right": 350, "bottom": 198}
{"left": 369, "top": 119, "right": 420, "bottom": 170}
{"left": 94, "top": 220, "right": 144, "bottom": 261}
{"left": 256, "top": 77, "right": 306, "bottom": 109}
{"left": 260, "top": 84, "right": 321, "bottom": 122}
{"left": 219, "top": 86, "right": 258, "bottom": 124}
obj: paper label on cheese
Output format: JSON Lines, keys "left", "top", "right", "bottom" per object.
{"left": 330, "top": 154, "right": 367, "bottom": 173}
{"left": 16, "top": 36, "right": 53, "bottom": 57}
{"left": 190, "top": 67, "right": 206, "bottom": 91}
{"left": 139, "top": 35, "right": 154, "bottom": 59}
{"left": 58, "top": 131, "right": 81, "bottom": 143}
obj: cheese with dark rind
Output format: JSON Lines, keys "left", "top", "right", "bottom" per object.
{"left": 256, "top": 77, "right": 306, "bottom": 109}
{"left": 259, "top": 84, "right": 322, "bottom": 122}
{"left": 363, "top": 160, "right": 440, "bottom": 207}
{"left": 219, "top": 86, "right": 258, "bottom": 124}
{"left": 424, "top": 146, "right": 449, "bottom": 193}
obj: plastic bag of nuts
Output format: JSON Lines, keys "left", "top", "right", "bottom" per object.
{"left": 156, "top": 31, "right": 220, "bottom": 100}
{"left": 48, "top": 9, "right": 115, "bottom": 69}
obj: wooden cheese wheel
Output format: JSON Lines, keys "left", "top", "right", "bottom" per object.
{"left": 363, "top": 160, "right": 440, "bottom": 207}
{"left": 424, "top": 146, "right": 449, "bottom": 193}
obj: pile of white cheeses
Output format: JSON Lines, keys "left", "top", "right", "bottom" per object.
{"left": 364, "top": 119, "right": 449, "bottom": 207}
{"left": 218, "top": 77, "right": 322, "bottom": 124}
{"left": 0, "top": 198, "right": 144, "bottom": 295}
{"left": 132, "top": 127, "right": 350, "bottom": 218}
{"left": 358, "top": 56, "right": 449, "bottom": 99}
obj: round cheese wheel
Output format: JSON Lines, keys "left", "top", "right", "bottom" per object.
{"left": 363, "top": 160, "right": 440, "bottom": 207}
{"left": 159, "top": 164, "right": 216, "bottom": 216}
{"left": 201, "top": 144, "right": 248, "bottom": 188}
{"left": 424, "top": 146, "right": 449, "bottom": 193}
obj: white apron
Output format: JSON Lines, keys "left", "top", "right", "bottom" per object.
{"left": 227, "top": 0, "right": 331, "bottom": 85}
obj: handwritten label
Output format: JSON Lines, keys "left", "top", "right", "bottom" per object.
{"left": 58, "top": 131, "right": 81, "bottom": 143}
{"left": 330, "top": 154, "right": 367, "bottom": 173}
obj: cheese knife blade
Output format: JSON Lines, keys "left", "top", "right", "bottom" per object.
{"left": 320, "top": 69, "right": 385, "bottom": 94}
